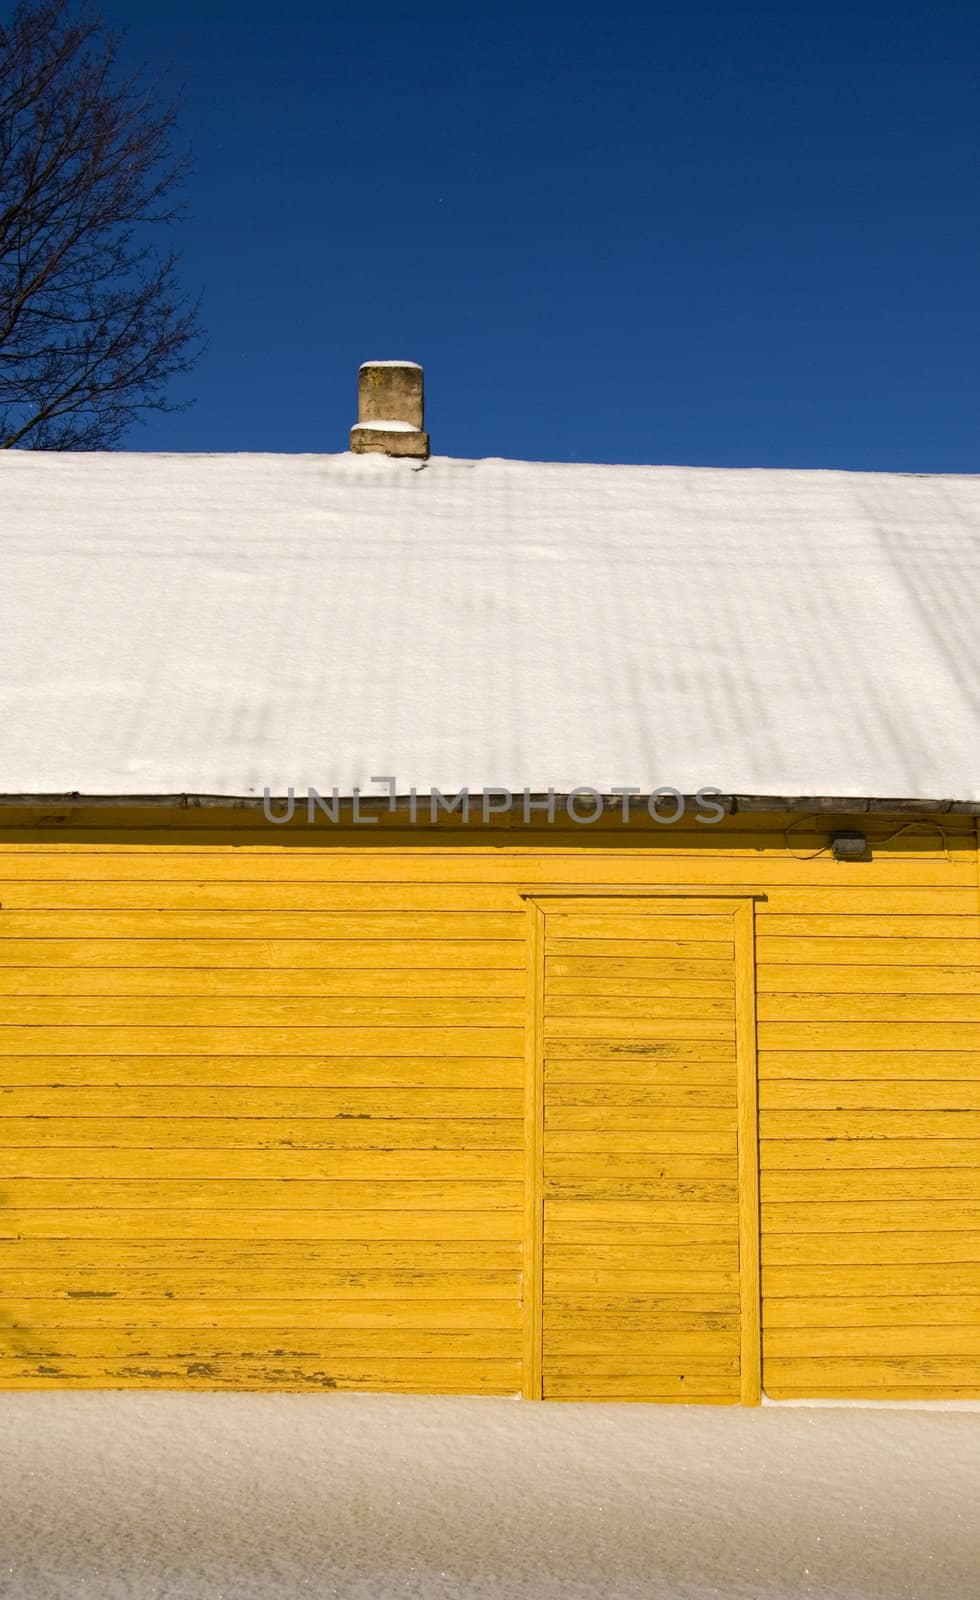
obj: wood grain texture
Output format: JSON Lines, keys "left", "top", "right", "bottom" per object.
{"left": 0, "top": 834, "right": 534, "bottom": 1393}
{"left": 0, "top": 1358, "right": 522, "bottom": 1393}
{"left": 522, "top": 901, "right": 544, "bottom": 1398}
{"left": 531, "top": 895, "right": 758, "bottom": 1404}
{"left": 734, "top": 900, "right": 762, "bottom": 1404}
{"left": 1, "top": 810, "right": 977, "bottom": 1398}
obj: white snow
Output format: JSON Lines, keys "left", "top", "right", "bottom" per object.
{"left": 0, "top": 449, "right": 978, "bottom": 799}
{"left": 350, "top": 419, "right": 423, "bottom": 432}
{"left": 1, "top": 1394, "right": 978, "bottom": 1599}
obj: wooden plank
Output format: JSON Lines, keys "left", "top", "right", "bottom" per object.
{"left": 768, "top": 1260, "right": 980, "bottom": 1299}
{"left": 762, "top": 934, "right": 980, "bottom": 960}
{"left": 545, "top": 1063, "right": 736, "bottom": 1087}
{"left": 544, "top": 1222, "right": 736, "bottom": 1248}
{"left": 545, "top": 940, "right": 735, "bottom": 961}
{"left": 759, "top": 1051, "right": 980, "bottom": 1080}
{"left": 762, "top": 1171, "right": 980, "bottom": 1202}
{"left": 3, "top": 1179, "right": 523, "bottom": 1211}
{"left": 760, "top": 1111, "right": 980, "bottom": 1139}
{"left": 523, "top": 900, "right": 544, "bottom": 1400}
{"left": 763, "top": 1356, "right": 980, "bottom": 1386}
{"left": 0, "top": 1357, "right": 523, "bottom": 1392}
{"left": 0, "top": 996, "right": 524, "bottom": 1027}
{"left": 544, "top": 921, "right": 736, "bottom": 940}
{"left": 0, "top": 1055, "right": 528, "bottom": 1088}
{"left": 0, "top": 967, "right": 526, "bottom": 998}
{"left": 547, "top": 1038, "right": 735, "bottom": 1061}
{"left": 0, "top": 830, "right": 891, "bottom": 859}
{"left": 765, "top": 1386, "right": 980, "bottom": 1400}
{"left": 542, "top": 897, "right": 742, "bottom": 914}
{"left": 759, "top": 965, "right": 980, "bottom": 995}
{"left": 0, "top": 1239, "right": 522, "bottom": 1270}
{"left": 2, "top": 853, "right": 970, "bottom": 884}
{"left": 544, "top": 1156, "right": 736, "bottom": 1180}
{"left": 1, "top": 1298, "right": 524, "bottom": 1330}
{"left": 757, "top": 938, "right": 980, "bottom": 966}
{"left": 0, "top": 1235, "right": 522, "bottom": 1273}
{"left": 759, "top": 995, "right": 980, "bottom": 1023}
{"left": 547, "top": 1041, "right": 736, "bottom": 1064}
{"left": 544, "top": 1019, "right": 734, "bottom": 1042}
{"left": 543, "top": 1331, "right": 740, "bottom": 1357}
{"left": 734, "top": 898, "right": 761, "bottom": 1405}
{"left": 535, "top": 863, "right": 979, "bottom": 889}
{"left": 544, "top": 1381, "right": 738, "bottom": 1401}
{"left": 1, "top": 1210, "right": 524, "bottom": 1241}
{"left": 545, "top": 1295, "right": 741, "bottom": 1318}
{"left": 0, "top": 939, "right": 526, "bottom": 970}
{"left": 756, "top": 915, "right": 977, "bottom": 938}
{"left": 547, "top": 960, "right": 734, "bottom": 982}
{"left": 543, "top": 916, "right": 735, "bottom": 940}
{"left": 546, "top": 1107, "right": 738, "bottom": 1133}
{"left": 762, "top": 1233, "right": 980, "bottom": 1267}
{"left": 757, "top": 1023, "right": 980, "bottom": 1052}
{"left": 0, "top": 1149, "right": 524, "bottom": 1180}
{"left": 0, "top": 912, "right": 523, "bottom": 940}
{"left": 543, "top": 996, "right": 735, "bottom": 1020}
{"left": 765, "top": 1324, "right": 980, "bottom": 1350}
{"left": 547, "top": 1131, "right": 737, "bottom": 1156}
{"left": 0, "top": 844, "right": 748, "bottom": 869}
{"left": 544, "top": 1180, "right": 738, "bottom": 1204}
{"left": 760, "top": 1139, "right": 980, "bottom": 1170}
{"left": 547, "top": 1313, "right": 740, "bottom": 1333}
{"left": 547, "top": 1271, "right": 741, "bottom": 1294}
{"left": 546, "top": 1085, "right": 736, "bottom": 1109}
{"left": 755, "top": 894, "right": 976, "bottom": 915}
{"left": 761, "top": 1202, "right": 980, "bottom": 1232}
{"left": 764, "top": 1298, "right": 980, "bottom": 1329}
{"left": 3, "top": 1270, "right": 521, "bottom": 1300}
{"left": 0, "top": 1087, "right": 522, "bottom": 1118}
{"left": 0, "top": 1329, "right": 520, "bottom": 1360}
{"left": 0, "top": 884, "right": 528, "bottom": 911}
{"left": 0, "top": 1117, "right": 523, "bottom": 1150}
{"left": 760, "top": 1082, "right": 980, "bottom": 1111}
{"left": 544, "top": 1356, "right": 738, "bottom": 1377}
{"left": 0, "top": 1026, "right": 525, "bottom": 1057}
{"left": 544, "top": 1222, "right": 743, "bottom": 1248}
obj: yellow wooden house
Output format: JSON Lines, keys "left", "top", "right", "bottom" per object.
{"left": 1, "top": 362, "right": 978, "bottom": 1403}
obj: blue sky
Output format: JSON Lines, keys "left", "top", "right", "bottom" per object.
{"left": 104, "top": 0, "right": 979, "bottom": 471}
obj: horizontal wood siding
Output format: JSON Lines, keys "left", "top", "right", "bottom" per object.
{"left": 0, "top": 828, "right": 527, "bottom": 1392}
{"left": 1, "top": 806, "right": 977, "bottom": 1397}
{"left": 758, "top": 816, "right": 980, "bottom": 1398}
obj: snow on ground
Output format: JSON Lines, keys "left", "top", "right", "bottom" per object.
{"left": 1, "top": 1395, "right": 978, "bottom": 1599}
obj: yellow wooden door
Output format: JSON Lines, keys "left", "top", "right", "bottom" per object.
{"left": 530, "top": 895, "right": 760, "bottom": 1403}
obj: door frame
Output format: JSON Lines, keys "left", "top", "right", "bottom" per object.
{"left": 519, "top": 888, "right": 763, "bottom": 1404}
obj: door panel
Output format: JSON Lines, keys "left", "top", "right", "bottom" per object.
{"left": 536, "top": 896, "right": 759, "bottom": 1403}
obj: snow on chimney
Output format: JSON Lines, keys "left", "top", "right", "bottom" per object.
{"left": 350, "top": 360, "right": 429, "bottom": 459}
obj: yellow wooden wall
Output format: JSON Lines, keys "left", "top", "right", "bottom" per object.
{"left": 0, "top": 804, "right": 978, "bottom": 1397}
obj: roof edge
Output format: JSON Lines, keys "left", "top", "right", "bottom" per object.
{"left": 0, "top": 792, "right": 977, "bottom": 815}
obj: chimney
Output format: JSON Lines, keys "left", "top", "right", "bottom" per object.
{"left": 350, "top": 360, "right": 429, "bottom": 458}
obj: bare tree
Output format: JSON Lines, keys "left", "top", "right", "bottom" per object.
{"left": 0, "top": 0, "right": 202, "bottom": 449}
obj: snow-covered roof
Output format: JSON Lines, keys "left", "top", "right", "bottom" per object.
{"left": 1, "top": 448, "right": 978, "bottom": 803}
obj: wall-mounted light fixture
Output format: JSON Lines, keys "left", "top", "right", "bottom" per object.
{"left": 831, "top": 830, "right": 870, "bottom": 862}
